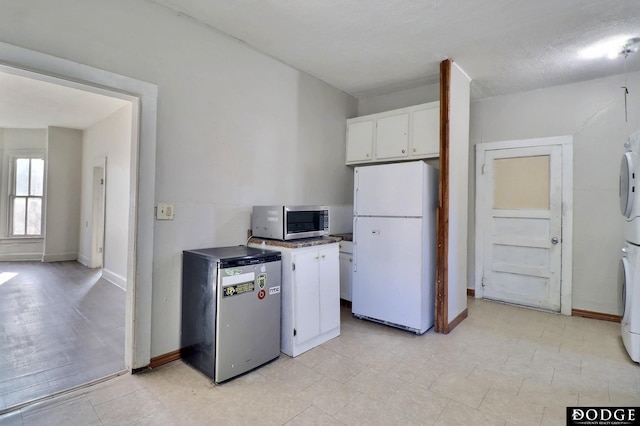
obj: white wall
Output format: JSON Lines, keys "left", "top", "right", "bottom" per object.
{"left": 0, "top": 128, "right": 47, "bottom": 260}
{"left": 357, "top": 83, "right": 440, "bottom": 116}
{"left": 0, "top": 0, "right": 357, "bottom": 358}
{"left": 447, "top": 64, "right": 470, "bottom": 323}
{"left": 80, "top": 105, "right": 132, "bottom": 288}
{"left": 470, "top": 71, "right": 640, "bottom": 315}
{"left": 43, "top": 126, "right": 82, "bottom": 262}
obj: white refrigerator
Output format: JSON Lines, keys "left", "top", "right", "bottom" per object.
{"left": 352, "top": 161, "right": 438, "bottom": 334}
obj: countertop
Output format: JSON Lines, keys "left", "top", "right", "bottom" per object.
{"left": 248, "top": 236, "right": 341, "bottom": 249}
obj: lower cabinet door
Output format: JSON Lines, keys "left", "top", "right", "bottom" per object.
{"left": 292, "top": 250, "right": 320, "bottom": 345}
{"left": 319, "top": 247, "right": 340, "bottom": 334}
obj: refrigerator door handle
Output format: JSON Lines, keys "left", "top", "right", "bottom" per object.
{"left": 352, "top": 217, "right": 357, "bottom": 272}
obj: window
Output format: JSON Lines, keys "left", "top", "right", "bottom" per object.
{"left": 10, "top": 157, "right": 44, "bottom": 236}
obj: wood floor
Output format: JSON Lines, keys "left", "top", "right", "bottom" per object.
{"left": 0, "top": 261, "right": 125, "bottom": 413}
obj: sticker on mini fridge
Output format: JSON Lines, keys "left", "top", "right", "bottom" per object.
{"left": 257, "top": 273, "right": 267, "bottom": 289}
{"left": 269, "top": 286, "right": 280, "bottom": 295}
{"left": 223, "top": 281, "right": 255, "bottom": 297}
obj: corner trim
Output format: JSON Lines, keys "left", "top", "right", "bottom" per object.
{"left": 102, "top": 268, "right": 127, "bottom": 290}
{"left": 572, "top": 309, "right": 621, "bottom": 323}
{"left": 445, "top": 308, "right": 468, "bottom": 334}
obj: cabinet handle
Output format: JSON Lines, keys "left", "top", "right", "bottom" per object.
{"left": 315, "top": 256, "right": 319, "bottom": 259}
{"left": 401, "top": 149, "right": 405, "bottom": 153}
{"left": 413, "top": 148, "right": 416, "bottom": 152}
{"left": 321, "top": 254, "right": 326, "bottom": 259}
{"left": 349, "top": 258, "right": 352, "bottom": 262}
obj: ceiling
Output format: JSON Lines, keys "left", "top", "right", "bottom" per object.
{"left": 2, "top": 1, "right": 640, "bottom": 130}
{"left": 0, "top": 71, "right": 128, "bottom": 130}
{"left": 152, "top": 0, "right": 640, "bottom": 99}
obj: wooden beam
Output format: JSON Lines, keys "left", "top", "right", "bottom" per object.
{"left": 435, "top": 59, "right": 451, "bottom": 333}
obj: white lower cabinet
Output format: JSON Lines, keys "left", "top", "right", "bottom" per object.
{"left": 253, "top": 242, "right": 340, "bottom": 357}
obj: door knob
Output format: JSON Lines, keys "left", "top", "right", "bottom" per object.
{"left": 551, "top": 237, "right": 559, "bottom": 244}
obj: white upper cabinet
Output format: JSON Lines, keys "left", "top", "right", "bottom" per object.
{"left": 375, "top": 113, "right": 409, "bottom": 160}
{"left": 346, "top": 101, "right": 440, "bottom": 165}
{"left": 345, "top": 120, "right": 374, "bottom": 163}
{"left": 410, "top": 103, "right": 440, "bottom": 157}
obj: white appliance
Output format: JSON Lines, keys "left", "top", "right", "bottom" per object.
{"left": 621, "top": 130, "right": 640, "bottom": 362}
{"left": 352, "top": 161, "right": 438, "bottom": 334}
{"left": 621, "top": 242, "right": 640, "bottom": 362}
{"left": 620, "top": 130, "right": 640, "bottom": 243}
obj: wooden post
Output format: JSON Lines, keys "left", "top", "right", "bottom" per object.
{"left": 435, "top": 59, "right": 451, "bottom": 333}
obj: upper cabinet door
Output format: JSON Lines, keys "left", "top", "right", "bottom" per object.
{"left": 411, "top": 105, "right": 440, "bottom": 157}
{"left": 346, "top": 121, "right": 374, "bottom": 164}
{"left": 375, "top": 113, "right": 409, "bottom": 160}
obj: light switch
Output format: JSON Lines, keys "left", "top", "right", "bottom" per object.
{"left": 156, "top": 203, "right": 174, "bottom": 220}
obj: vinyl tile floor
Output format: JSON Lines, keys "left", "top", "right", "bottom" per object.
{"left": 2, "top": 297, "right": 639, "bottom": 425}
{"left": 0, "top": 261, "right": 125, "bottom": 413}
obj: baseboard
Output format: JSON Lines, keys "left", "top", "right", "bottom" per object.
{"left": 0, "top": 253, "right": 42, "bottom": 261}
{"left": 572, "top": 308, "right": 621, "bottom": 323}
{"left": 77, "top": 253, "right": 90, "bottom": 267}
{"left": 42, "top": 252, "right": 77, "bottom": 262}
{"left": 445, "top": 308, "right": 468, "bottom": 334}
{"left": 149, "top": 349, "right": 182, "bottom": 369}
{"left": 467, "top": 288, "right": 475, "bottom": 297}
{"left": 102, "top": 269, "right": 127, "bottom": 290}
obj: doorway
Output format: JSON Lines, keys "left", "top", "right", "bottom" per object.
{"left": 0, "top": 41, "right": 157, "bottom": 412}
{"left": 475, "top": 136, "right": 573, "bottom": 314}
{"left": 91, "top": 160, "right": 106, "bottom": 269}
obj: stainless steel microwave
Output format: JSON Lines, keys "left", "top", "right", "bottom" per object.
{"left": 252, "top": 205, "right": 329, "bottom": 240}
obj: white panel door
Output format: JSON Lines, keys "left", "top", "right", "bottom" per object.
{"left": 354, "top": 161, "right": 424, "bottom": 217}
{"left": 353, "top": 216, "right": 423, "bottom": 329}
{"left": 480, "top": 145, "right": 562, "bottom": 311}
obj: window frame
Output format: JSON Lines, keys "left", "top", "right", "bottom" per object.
{"left": 7, "top": 153, "right": 46, "bottom": 238}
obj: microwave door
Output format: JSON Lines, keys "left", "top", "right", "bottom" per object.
{"left": 284, "top": 208, "right": 328, "bottom": 240}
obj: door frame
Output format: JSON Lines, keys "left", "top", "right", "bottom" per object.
{"left": 0, "top": 41, "right": 158, "bottom": 370}
{"left": 475, "top": 136, "right": 573, "bottom": 315}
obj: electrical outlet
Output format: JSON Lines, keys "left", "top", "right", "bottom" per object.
{"left": 156, "top": 203, "right": 174, "bottom": 220}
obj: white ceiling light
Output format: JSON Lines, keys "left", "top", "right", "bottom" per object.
{"left": 580, "top": 36, "right": 639, "bottom": 60}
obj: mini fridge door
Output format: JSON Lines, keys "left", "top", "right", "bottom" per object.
{"left": 215, "top": 259, "right": 281, "bottom": 383}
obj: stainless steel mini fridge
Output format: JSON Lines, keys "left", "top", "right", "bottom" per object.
{"left": 181, "top": 246, "right": 282, "bottom": 383}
